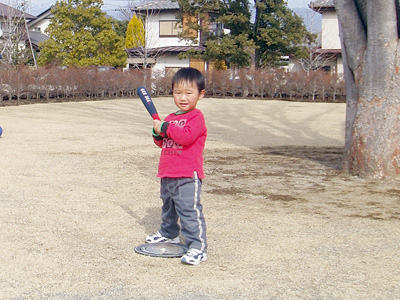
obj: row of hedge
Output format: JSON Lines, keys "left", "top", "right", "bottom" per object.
{"left": 0, "top": 66, "right": 346, "bottom": 104}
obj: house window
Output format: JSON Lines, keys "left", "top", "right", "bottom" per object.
{"left": 322, "top": 65, "right": 331, "bottom": 72}
{"left": 0, "top": 22, "right": 10, "bottom": 35}
{"left": 159, "top": 20, "right": 182, "bottom": 37}
{"left": 210, "top": 23, "right": 223, "bottom": 37}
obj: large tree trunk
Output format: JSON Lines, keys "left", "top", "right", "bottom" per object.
{"left": 335, "top": 0, "right": 400, "bottom": 178}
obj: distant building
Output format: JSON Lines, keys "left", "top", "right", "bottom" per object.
{"left": 27, "top": 7, "right": 52, "bottom": 35}
{"left": 126, "top": 0, "right": 222, "bottom": 73}
{"left": 27, "top": 7, "right": 52, "bottom": 50}
{"left": 288, "top": 0, "right": 342, "bottom": 73}
{"left": 309, "top": 0, "right": 342, "bottom": 73}
{"left": 0, "top": 3, "right": 37, "bottom": 49}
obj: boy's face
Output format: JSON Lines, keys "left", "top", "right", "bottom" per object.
{"left": 172, "top": 80, "right": 205, "bottom": 112}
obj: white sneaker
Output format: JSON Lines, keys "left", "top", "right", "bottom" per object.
{"left": 181, "top": 248, "right": 207, "bottom": 265}
{"left": 145, "top": 231, "right": 180, "bottom": 244}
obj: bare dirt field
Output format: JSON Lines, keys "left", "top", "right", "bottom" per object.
{"left": 1, "top": 98, "right": 400, "bottom": 300}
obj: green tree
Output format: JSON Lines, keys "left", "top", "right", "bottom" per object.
{"left": 216, "top": 0, "right": 254, "bottom": 68}
{"left": 203, "top": 34, "right": 254, "bottom": 68}
{"left": 177, "top": 0, "right": 254, "bottom": 68}
{"left": 219, "top": 0, "right": 251, "bottom": 37}
{"left": 253, "top": 0, "right": 312, "bottom": 67}
{"left": 113, "top": 19, "right": 129, "bottom": 38}
{"left": 177, "top": 0, "right": 310, "bottom": 69}
{"left": 125, "top": 14, "right": 145, "bottom": 48}
{"left": 176, "top": 0, "right": 221, "bottom": 44}
{"left": 38, "top": 0, "right": 127, "bottom": 67}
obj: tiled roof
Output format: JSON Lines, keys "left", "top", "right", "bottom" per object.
{"left": 0, "top": 2, "right": 36, "bottom": 19}
{"left": 126, "top": 45, "right": 205, "bottom": 57}
{"left": 28, "top": 6, "right": 53, "bottom": 27}
{"left": 310, "top": 0, "right": 335, "bottom": 12}
{"left": 29, "top": 31, "right": 50, "bottom": 46}
{"left": 310, "top": 0, "right": 334, "bottom": 8}
{"left": 34, "top": 6, "right": 53, "bottom": 19}
{"left": 133, "top": 0, "right": 179, "bottom": 11}
{"left": 314, "top": 48, "right": 341, "bottom": 55}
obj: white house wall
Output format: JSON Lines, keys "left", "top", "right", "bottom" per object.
{"left": 30, "top": 18, "right": 51, "bottom": 33}
{"left": 152, "top": 54, "right": 189, "bottom": 72}
{"left": 337, "top": 56, "right": 343, "bottom": 73}
{"left": 28, "top": 11, "right": 52, "bottom": 33}
{"left": 321, "top": 11, "right": 340, "bottom": 50}
{"left": 37, "top": 19, "right": 50, "bottom": 33}
{"left": 146, "top": 11, "right": 196, "bottom": 48}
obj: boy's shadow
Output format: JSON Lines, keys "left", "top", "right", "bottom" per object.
{"left": 120, "top": 204, "right": 160, "bottom": 234}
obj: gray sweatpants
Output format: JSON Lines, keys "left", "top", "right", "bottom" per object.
{"left": 158, "top": 172, "right": 207, "bottom": 252}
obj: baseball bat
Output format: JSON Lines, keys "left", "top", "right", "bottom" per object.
{"left": 137, "top": 86, "right": 161, "bottom": 120}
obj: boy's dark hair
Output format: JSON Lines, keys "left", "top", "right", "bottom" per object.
{"left": 172, "top": 67, "right": 205, "bottom": 92}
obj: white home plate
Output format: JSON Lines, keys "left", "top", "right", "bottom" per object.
{"left": 134, "top": 243, "right": 188, "bottom": 258}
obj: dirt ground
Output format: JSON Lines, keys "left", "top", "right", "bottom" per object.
{"left": 1, "top": 98, "right": 400, "bottom": 300}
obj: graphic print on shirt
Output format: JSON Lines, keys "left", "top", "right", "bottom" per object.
{"left": 162, "top": 118, "right": 186, "bottom": 156}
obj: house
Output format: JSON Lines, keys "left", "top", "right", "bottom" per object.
{"left": 0, "top": 2, "right": 36, "bottom": 50}
{"left": 126, "top": 0, "right": 217, "bottom": 74}
{"left": 309, "top": 0, "right": 343, "bottom": 73}
{"left": 26, "top": 7, "right": 52, "bottom": 50}
{"left": 27, "top": 6, "right": 52, "bottom": 34}
{"left": 0, "top": 2, "right": 51, "bottom": 59}
{"left": 288, "top": 0, "right": 342, "bottom": 73}
{"left": 0, "top": 2, "right": 36, "bottom": 32}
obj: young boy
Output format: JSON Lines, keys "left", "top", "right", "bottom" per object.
{"left": 146, "top": 67, "right": 208, "bottom": 265}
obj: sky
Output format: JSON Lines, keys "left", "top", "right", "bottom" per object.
{"left": 0, "top": 0, "right": 313, "bottom": 20}
{"left": 287, "top": 0, "right": 310, "bottom": 8}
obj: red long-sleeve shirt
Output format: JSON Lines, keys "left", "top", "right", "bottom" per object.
{"left": 153, "top": 109, "right": 207, "bottom": 179}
